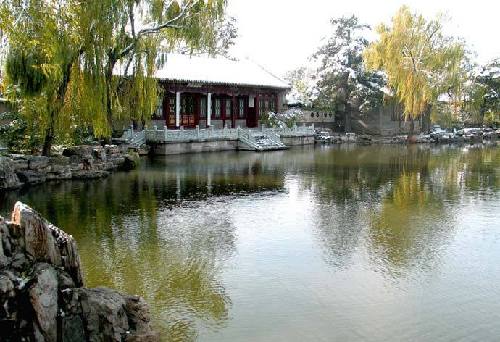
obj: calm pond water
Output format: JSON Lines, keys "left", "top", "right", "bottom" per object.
{"left": 1, "top": 144, "right": 500, "bottom": 341}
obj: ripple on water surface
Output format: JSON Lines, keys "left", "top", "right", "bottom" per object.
{"left": 1, "top": 145, "right": 500, "bottom": 341}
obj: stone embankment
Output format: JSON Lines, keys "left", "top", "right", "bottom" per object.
{"left": 317, "top": 133, "right": 499, "bottom": 145}
{"left": 0, "top": 145, "right": 140, "bottom": 191}
{"left": 0, "top": 202, "right": 158, "bottom": 341}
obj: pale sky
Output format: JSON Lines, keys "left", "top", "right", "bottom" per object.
{"left": 227, "top": 0, "right": 500, "bottom": 77}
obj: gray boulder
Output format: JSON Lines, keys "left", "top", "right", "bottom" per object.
{"left": 29, "top": 264, "right": 58, "bottom": 342}
{"left": 0, "top": 157, "right": 22, "bottom": 190}
{"left": 119, "top": 152, "right": 140, "bottom": 171}
{"left": 16, "top": 170, "right": 47, "bottom": 185}
{"left": 28, "top": 156, "right": 50, "bottom": 170}
{"left": 0, "top": 202, "right": 159, "bottom": 341}
{"left": 11, "top": 202, "right": 84, "bottom": 287}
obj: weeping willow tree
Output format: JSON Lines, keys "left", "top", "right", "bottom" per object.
{"left": 364, "top": 6, "right": 466, "bottom": 135}
{"left": 0, "top": 0, "right": 227, "bottom": 155}
{"left": 0, "top": 1, "right": 83, "bottom": 155}
{"left": 71, "top": 0, "right": 227, "bottom": 139}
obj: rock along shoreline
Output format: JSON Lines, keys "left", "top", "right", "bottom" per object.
{"left": 0, "top": 202, "right": 159, "bottom": 341}
{"left": 0, "top": 145, "right": 140, "bottom": 191}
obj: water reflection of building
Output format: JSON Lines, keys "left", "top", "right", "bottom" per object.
{"left": 143, "top": 152, "right": 289, "bottom": 198}
{"left": 1, "top": 145, "right": 500, "bottom": 339}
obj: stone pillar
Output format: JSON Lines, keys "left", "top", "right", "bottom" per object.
{"left": 232, "top": 95, "right": 237, "bottom": 129}
{"left": 175, "top": 92, "right": 181, "bottom": 128}
{"left": 207, "top": 93, "right": 212, "bottom": 127}
{"left": 255, "top": 94, "right": 260, "bottom": 128}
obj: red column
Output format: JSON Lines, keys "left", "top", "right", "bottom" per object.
{"left": 195, "top": 93, "right": 200, "bottom": 127}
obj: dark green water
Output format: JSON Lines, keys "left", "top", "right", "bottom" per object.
{"left": 1, "top": 144, "right": 500, "bottom": 341}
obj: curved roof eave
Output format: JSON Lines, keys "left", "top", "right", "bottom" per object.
{"left": 159, "top": 78, "right": 291, "bottom": 90}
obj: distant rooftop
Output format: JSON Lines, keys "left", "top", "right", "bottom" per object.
{"left": 115, "top": 54, "right": 290, "bottom": 90}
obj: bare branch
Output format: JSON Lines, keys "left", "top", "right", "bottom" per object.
{"left": 117, "top": 1, "right": 194, "bottom": 59}
{"left": 137, "top": 1, "right": 195, "bottom": 36}
{"left": 128, "top": 1, "right": 136, "bottom": 39}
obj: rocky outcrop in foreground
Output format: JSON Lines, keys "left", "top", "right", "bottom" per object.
{"left": 0, "top": 202, "right": 158, "bottom": 341}
{"left": 0, "top": 145, "right": 140, "bottom": 191}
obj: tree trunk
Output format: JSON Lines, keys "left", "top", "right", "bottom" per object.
{"left": 407, "top": 117, "right": 416, "bottom": 143}
{"left": 422, "top": 104, "right": 432, "bottom": 133}
{"left": 105, "top": 55, "right": 117, "bottom": 142}
{"left": 41, "top": 59, "right": 75, "bottom": 156}
{"left": 344, "top": 99, "right": 352, "bottom": 133}
{"left": 41, "top": 127, "right": 54, "bottom": 157}
{"left": 41, "top": 103, "right": 55, "bottom": 156}
{"left": 344, "top": 111, "right": 351, "bottom": 133}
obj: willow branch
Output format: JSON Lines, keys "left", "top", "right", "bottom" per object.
{"left": 118, "top": 1, "right": 194, "bottom": 59}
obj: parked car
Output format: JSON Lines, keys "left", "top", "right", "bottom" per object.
{"left": 430, "top": 125, "right": 457, "bottom": 142}
{"left": 415, "top": 133, "right": 431, "bottom": 143}
{"left": 315, "top": 131, "right": 333, "bottom": 144}
{"left": 462, "top": 128, "right": 483, "bottom": 141}
{"left": 430, "top": 125, "right": 447, "bottom": 139}
{"left": 482, "top": 127, "right": 497, "bottom": 140}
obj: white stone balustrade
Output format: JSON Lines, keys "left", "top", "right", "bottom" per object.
{"left": 134, "top": 125, "right": 315, "bottom": 144}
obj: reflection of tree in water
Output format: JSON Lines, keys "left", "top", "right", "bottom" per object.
{"left": 0, "top": 166, "right": 249, "bottom": 341}
{"left": 308, "top": 145, "right": 500, "bottom": 275}
{"left": 307, "top": 145, "right": 434, "bottom": 269}
{"left": 1, "top": 145, "right": 499, "bottom": 338}
{"left": 369, "top": 146, "right": 500, "bottom": 277}
{"left": 457, "top": 146, "right": 500, "bottom": 192}
{"left": 89, "top": 202, "right": 235, "bottom": 341}
{"left": 369, "top": 171, "right": 455, "bottom": 278}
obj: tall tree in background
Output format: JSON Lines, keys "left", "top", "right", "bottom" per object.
{"left": 468, "top": 59, "right": 500, "bottom": 126}
{"left": 284, "top": 67, "right": 317, "bottom": 107}
{"left": 313, "top": 15, "right": 385, "bottom": 132}
{"left": 364, "top": 6, "right": 466, "bottom": 134}
{"left": 0, "top": 0, "right": 227, "bottom": 155}
{"left": 210, "top": 16, "right": 238, "bottom": 58}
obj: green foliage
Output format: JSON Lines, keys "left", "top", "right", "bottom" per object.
{"left": 0, "top": 0, "right": 227, "bottom": 154}
{"left": 467, "top": 59, "right": 500, "bottom": 126}
{"left": 430, "top": 102, "right": 461, "bottom": 128}
{"left": 364, "top": 6, "right": 466, "bottom": 121}
{"left": 1, "top": 0, "right": 86, "bottom": 154}
{"left": 5, "top": 48, "right": 48, "bottom": 96}
{"left": 0, "top": 110, "right": 42, "bottom": 152}
{"left": 173, "top": 15, "right": 238, "bottom": 57}
{"left": 313, "top": 15, "right": 385, "bottom": 115}
{"left": 285, "top": 67, "right": 316, "bottom": 107}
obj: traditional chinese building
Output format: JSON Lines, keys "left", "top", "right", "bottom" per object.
{"left": 145, "top": 54, "right": 290, "bottom": 130}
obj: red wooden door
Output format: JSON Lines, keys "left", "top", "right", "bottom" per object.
{"left": 180, "top": 94, "right": 199, "bottom": 128}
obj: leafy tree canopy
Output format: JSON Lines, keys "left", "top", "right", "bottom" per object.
{"left": 364, "top": 6, "right": 466, "bottom": 121}
{"left": 468, "top": 59, "right": 500, "bottom": 126}
{"left": 172, "top": 15, "right": 238, "bottom": 58}
{"left": 284, "top": 67, "right": 317, "bottom": 107}
{"left": 0, "top": 0, "right": 227, "bottom": 155}
{"left": 313, "top": 15, "right": 385, "bottom": 115}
